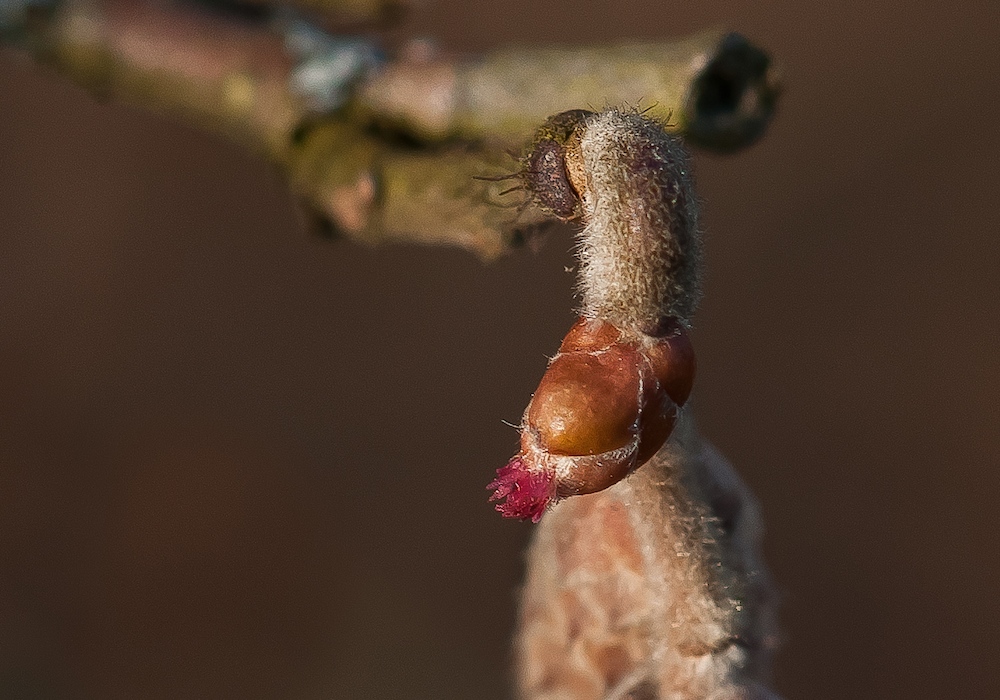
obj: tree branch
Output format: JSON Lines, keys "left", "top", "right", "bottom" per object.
{"left": 1, "top": 0, "right": 780, "bottom": 260}
{"left": 355, "top": 30, "right": 779, "bottom": 151}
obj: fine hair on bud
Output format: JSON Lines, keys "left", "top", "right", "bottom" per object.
{"left": 574, "top": 108, "right": 701, "bottom": 330}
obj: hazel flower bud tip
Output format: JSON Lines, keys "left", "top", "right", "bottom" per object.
{"left": 488, "top": 456, "right": 555, "bottom": 523}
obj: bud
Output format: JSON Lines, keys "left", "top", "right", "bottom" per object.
{"left": 518, "top": 109, "right": 593, "bottom": 221}
{"left": 489, "top": 318, "right": 694, "bottom": 521}
{"left": 490, "top": 108, "right": 701, "bottom": 522}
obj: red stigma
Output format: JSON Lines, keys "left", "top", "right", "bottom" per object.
{"left": 488, "top": 456, "right": 555, "bottom": 523}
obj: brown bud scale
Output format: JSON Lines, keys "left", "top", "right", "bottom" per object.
{"left": 490, "top": 317, "right": 695, "bottom": 519}
{"left": 519, "top": 110, "right": 594, "bottom": 221}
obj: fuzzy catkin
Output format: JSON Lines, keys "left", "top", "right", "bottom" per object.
{"left": 515, "top": 414, "right": 781, "bottom": 700}
{"left": 575, "top": 110, "right": 702, "bottom": 329}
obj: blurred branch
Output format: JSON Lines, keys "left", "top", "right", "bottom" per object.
{"left": 1, "top": 0, "right": 780, "bottom": 259}
{"left": 355, "top": 30, "right": 779, "bottom": 151}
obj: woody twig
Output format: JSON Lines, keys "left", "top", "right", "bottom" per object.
{"left": 1, "top": 0, "right": 779, "bottom": 259}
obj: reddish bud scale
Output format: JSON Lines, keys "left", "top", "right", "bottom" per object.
{"left": 489, "top": 318, "right": 694, "bottom": 521}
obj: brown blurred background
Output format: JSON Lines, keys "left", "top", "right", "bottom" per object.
{"left": 1, "top": 0, "right": 999, "bottom": 698}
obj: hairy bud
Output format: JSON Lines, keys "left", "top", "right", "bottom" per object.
{"left": 490, "top": 109, "right": 702, "bottom": 521}
{"left": 489, "top": 318, "right": 695, "bottom": 521}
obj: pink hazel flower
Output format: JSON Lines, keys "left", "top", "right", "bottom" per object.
{"left": 488, "top": 456, "right": 556, "bottom": 523}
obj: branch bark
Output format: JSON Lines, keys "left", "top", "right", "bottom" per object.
{"left": 2, "top": 0, "right": 780, "bottom": 259}
{"left": 355, "top": 30, "right": 779, "bottom": 151}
